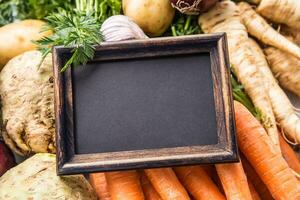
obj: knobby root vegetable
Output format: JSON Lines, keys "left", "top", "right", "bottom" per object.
{"left": 199, "top": 0, "right": 280, "bottom": 152}
{"left": 279, "top": 135, "right": 300, "bottom": 176}
{"left": 144, "top": 168, "right": 190, "bottom": 200}
{"left": 247, "top": 38, "right": 300, "bottom": 144}
{"left": 234, "top": 101, "right": 300, "bottom": 200}
{"left": 174, "top": 166, "right": 225, "bottom": 200}
{"left": 216, "top": 162, "right": 253, "bottom": 200}
{"left": 89, "top": 173, "right": 111, "bottom": 200}
{"left": 0, "top": 153, "right": 97, "bottom": 200}
{"left": 0, "top": 51, "right": 55, "bottom": 156}
{"left": 0, "top": 20, "right": 52, "bottom": 68}
{"left": 140, "top": 172, "right": 162, "bottom": 200}
{"left": 240, "top": 154, "right": 273, "bottom": 200}
{"left": 264, "top": 47, "right": 300, "bottom": 99}
{"left": 247, "top": 181, "right": 261, "bottom": 200}
{"left": 106, "top": 170, "right": 145, "bottom": 200}
{"left": 238, "top": 2, "right": 300, "bottom": 60}
{"left": 257, "top": 0, "right": 300, "bottom": 30}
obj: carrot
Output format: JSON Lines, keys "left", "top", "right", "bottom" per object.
{"left": 247, "top": 38, "right": 300, "bottom": 144}
{"left": 264, "top": 46, "right": 300, "bottom": 100}
{"left": 140, "top": 172, "right": 162, "bottom": 200}
{"left": 174, "top": 166, "right": 225, "bottom": 200}
{"left": 199, "top": 1, "right": 280, "bottom": 152}
{"left": 144, "top": 168, "right": 190, "bottom": 200}
{"left": 256, "top": 0, "right": 300, "bottom": 30}
{"left": 234, "top": 101, "right": 300, "bottom": 200}
{"left": 279, "top": 134, "right": 300, "bottom": 176}
{"left": 105, "top": 170, "right": 145, "bottom": 200}
{"left": 202, "top": 165, "right": 225, "bottom": 194}
{"left": 238, "top": 2, "right": 300, "bottom": 60}
{"left": 240, "top": 154, "right": 274, "bottom": 200}
{"left": 89, "top": 173, "right": 111, "bottom": 200}
{"left": 216, "top": 162, "right": 253, "bottom": 200}
{"left": 248, "top": 181, "right": 261, "bottom": 200}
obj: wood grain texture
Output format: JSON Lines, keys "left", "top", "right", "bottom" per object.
{"left": 53, "top": 33, "right": 237, "bottom": 175}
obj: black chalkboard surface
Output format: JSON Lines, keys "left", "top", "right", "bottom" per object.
{"left": 53, "top": 34, "right": 237, "bottom": 175}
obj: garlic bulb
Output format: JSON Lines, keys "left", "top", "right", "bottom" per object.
{"left": 101, "top": 15, "right": 148, "bottom": 42}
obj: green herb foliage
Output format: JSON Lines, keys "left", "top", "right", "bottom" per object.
{"left": 0, "top": 0, "right": 73, "bottom": 26}
{"left": 36, "top": 10, "right": 103, "bottom": 72}
{"left": 36, "top": 0, "right": 121, "bottom": 72}
{"left": 169, "top": 13, "right": 201, "bottom": 36}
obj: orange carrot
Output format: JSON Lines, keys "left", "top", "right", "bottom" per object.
{"left": 144, "top": 168, "right": 190, "bottom": 200}
{"left": 234, "top": 101, "right": 300, "bottom": 200}
{"left": 248, "top": 180, "right": 261, "bottom": 200}
{"left": 202, "top": 165, "right": 225, "bottom": 195}
{"left": 240, "top": 154, "right": 273, "bottom": 200}
{"left": 105, "top": 170, "right": 145, "bottom": 200}
{"left": 174, "top": 166, "right": 225, "bottom": 200}
{"left": 216, "top": 162, "right": 253, "bottom": 200}
{"left": 140, "top": 172, "right": 162, "bottom": 200}
{"left": 89, "top": 173, "right": 111, "bottom": 200}
{"left": 279, "top": 134, "right": 300, "bottom": 175}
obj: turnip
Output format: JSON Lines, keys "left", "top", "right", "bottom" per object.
{"left": 123, "top": 0, "right": 175, "bottom": 36}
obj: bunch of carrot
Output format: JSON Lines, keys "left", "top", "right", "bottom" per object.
{"left": 88, "top": 101, "right": 300, "bottom": 200}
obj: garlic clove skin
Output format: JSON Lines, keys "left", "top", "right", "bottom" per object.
{"left": 101, "top": 15, "right": 148, "bottom": 42}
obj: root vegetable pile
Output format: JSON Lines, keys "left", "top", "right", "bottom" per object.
{"left": 1, "top": 0, "right": 300, "bottom": 199}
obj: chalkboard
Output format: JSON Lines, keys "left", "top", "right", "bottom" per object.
{"left": 53, "top": 34, "right": 237, "bottom": 175}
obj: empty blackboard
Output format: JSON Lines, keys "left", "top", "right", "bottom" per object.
{"left": 53, "top": 34, "right": 237, "bottom": 175}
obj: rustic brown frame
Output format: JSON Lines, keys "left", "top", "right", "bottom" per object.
{"left": 53, "top": 33, "right": 237, "bottom": 175}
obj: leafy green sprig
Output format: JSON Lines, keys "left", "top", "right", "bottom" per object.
{"left": 36, "top": 10, "right": 102, "bottom": 72}
{"left": 36, "top": 0, "right": 121, "bottom": 72}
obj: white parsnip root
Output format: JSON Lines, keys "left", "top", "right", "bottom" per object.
{"left": 281, "top": 26, "right": 300, "bottom": 47}
{"left": 248, "top": 38, "right": 300, "bottom": 144}
{"left": 257, "top": 0, "right": 300, "bottom": 30}
{"left": 264, "top": 47, "right": 300, "bottom": 99}
{"left": 199, "top": 0, "right": 280, "bottom": 152}
{"left": 238, "top": 2, "right": 300, "bottom": 60}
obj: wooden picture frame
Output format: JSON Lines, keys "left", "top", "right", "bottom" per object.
{"left": 53, "top": 33, "right": 238, "bottom": 175}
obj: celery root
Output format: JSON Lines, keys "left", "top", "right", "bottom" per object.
{"left": 199, "top": 1, "right": 280, "bottom": 152}
{"left": 264, "top": 47, "right": 300, "bottom": 99}
{"left": 238, "top": 2, "right": 300, "bottom": 60}
{"left": 248, "top": 38, "right": 300, "bottom": 144}
{"left": 257, "top": 0, "right": 300, "bottom": 30}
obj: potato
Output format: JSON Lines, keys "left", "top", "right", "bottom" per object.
{"left": 0, "top": 20, "right": 51, "bottom": 69}
{"left": 123, "top": 0, "right": 175, "bottom": 37}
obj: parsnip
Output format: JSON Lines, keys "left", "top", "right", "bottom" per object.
{"left": 248, "top": 38, "right": 300, "bottom": 144}
{"left": 238, "top": 2, "right": 300, "bottom": 60}
{"left": 199, "top": 0, "right": 280, "bottom": 152}
{"left": 264, "top": 47, "right": 300, "bottom": 99}
{"left": 281, "top": 26, "right": 300, "bottom": 47}
{"left": 257, "top": 0, "right": 300, "bottom": 30}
